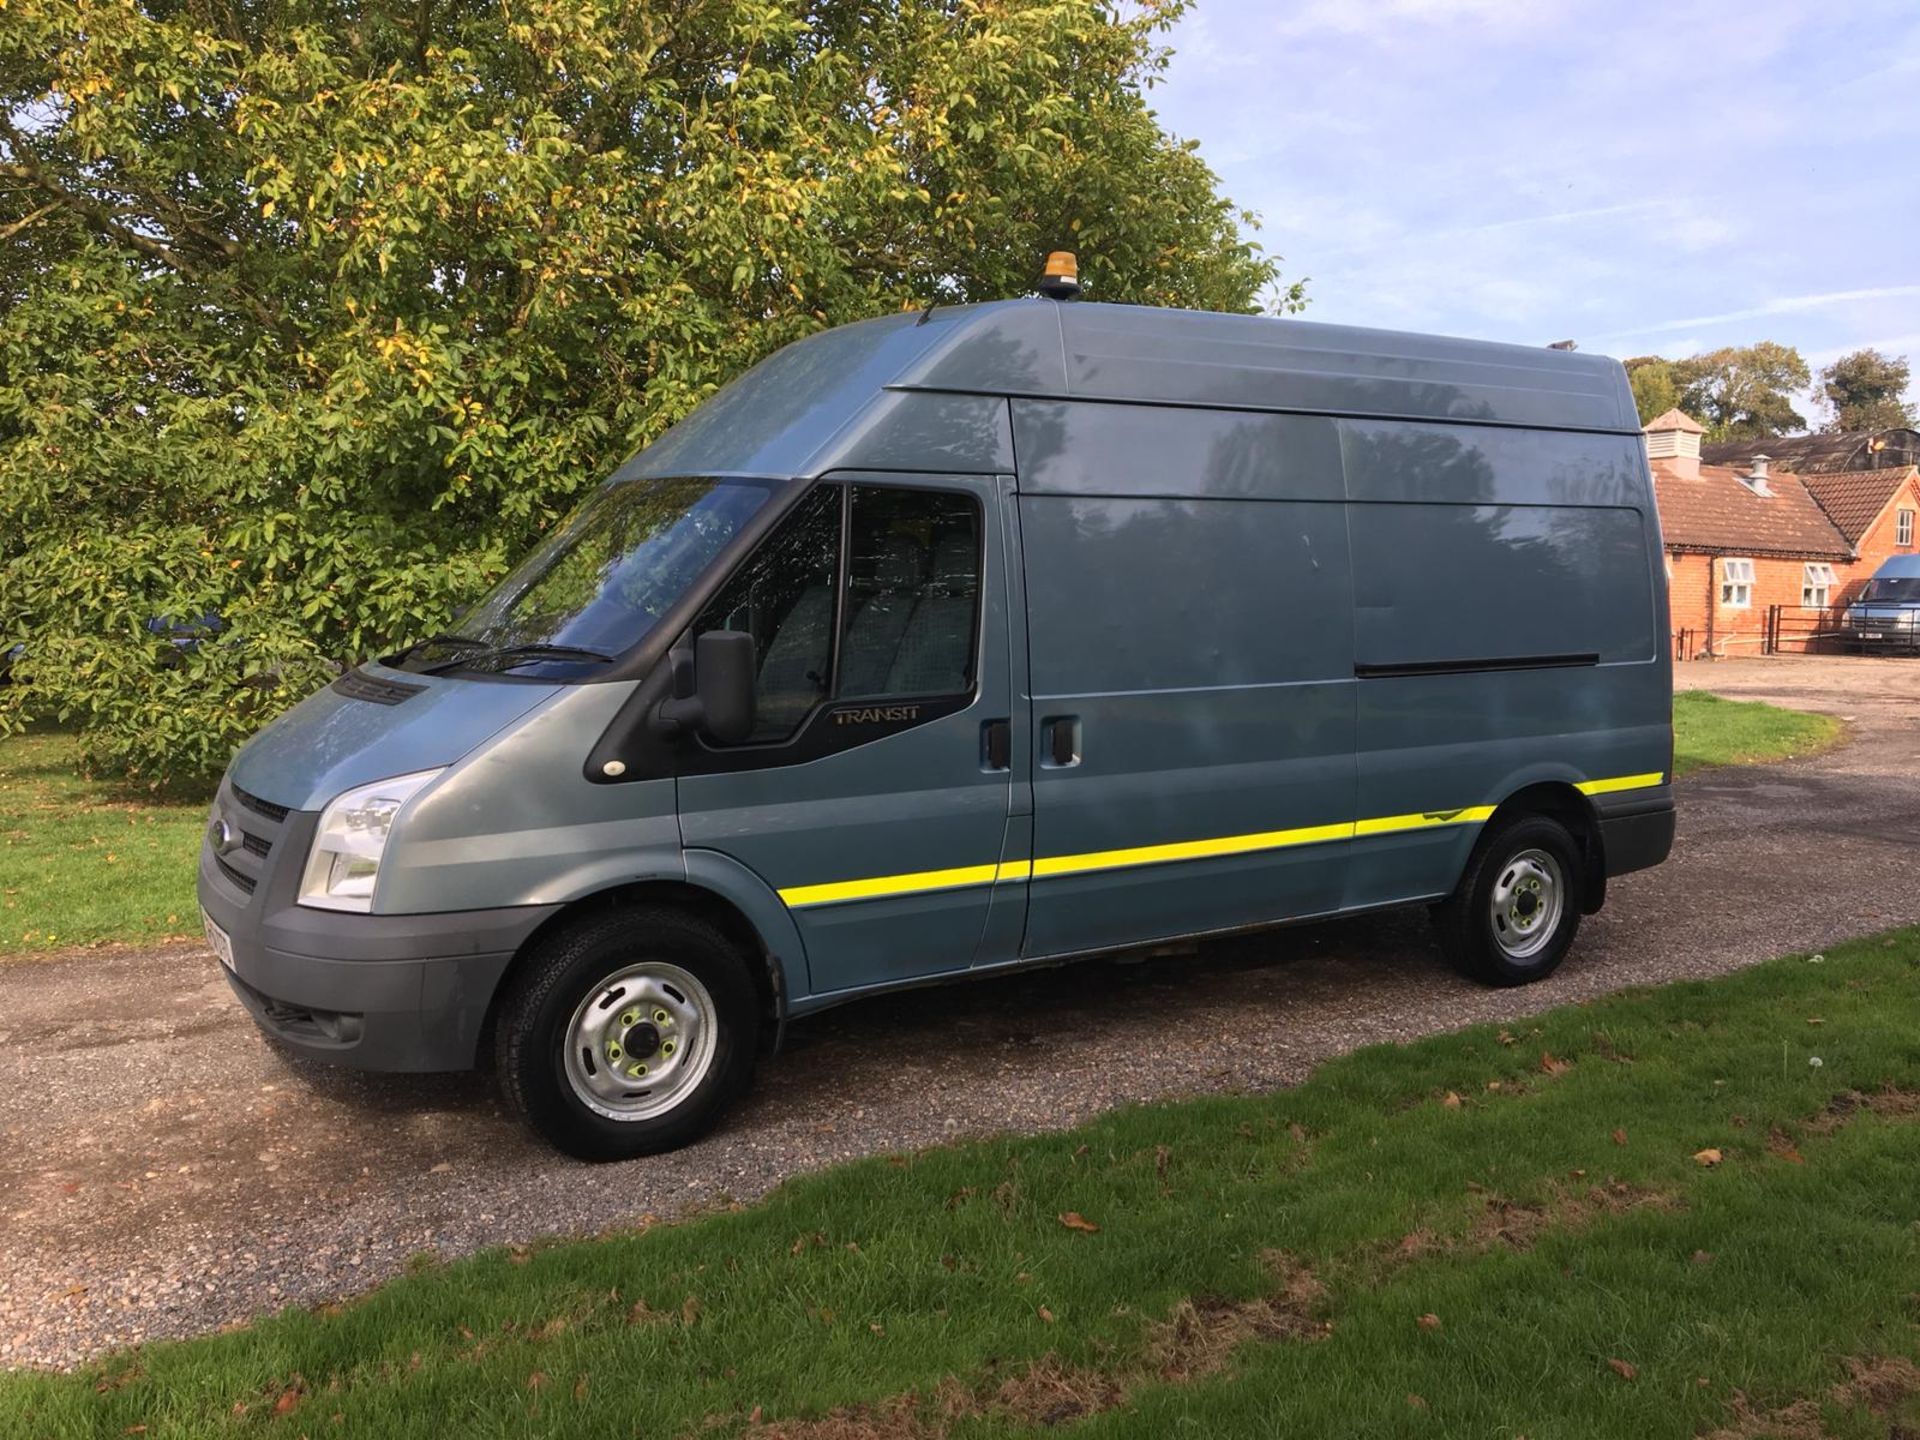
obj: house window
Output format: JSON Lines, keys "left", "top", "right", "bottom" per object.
{"left": 1802, "top": 563, "right": 1835, "bottom": 608}
{"left": 1720, "top": 557, "right": 1754, "bottom": 609}
{"left": 1898, "top": 509, "right": 1915, "bottom": 549}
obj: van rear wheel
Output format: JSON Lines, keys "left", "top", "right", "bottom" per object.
{"left": 495, "top": 907, "right": 759, "bottom": 1161}
{"left": 1434, "top": 815, "right": 1583, "bottom": 987}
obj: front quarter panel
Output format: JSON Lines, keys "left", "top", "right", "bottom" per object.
{"left": 378, "top": 680, "right": 684, "bottom": 913}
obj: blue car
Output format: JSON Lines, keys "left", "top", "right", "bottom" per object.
{"left": 1842, "top": 555, "right": 1920, "bottom": 651}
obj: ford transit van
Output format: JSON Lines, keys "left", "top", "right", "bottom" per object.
{"left": 1842, "top": 554, "right": 1920, "bottom": 649}
{"left": 199, "top": 295, "right": 1675, "bottom": 1159}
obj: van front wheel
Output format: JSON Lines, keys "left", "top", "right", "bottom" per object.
{"left": 1434, "top": 815, "right": 1583, "bottom": 987}
{"left": 495, "top": 907, "right": 760, "bottom": 1161}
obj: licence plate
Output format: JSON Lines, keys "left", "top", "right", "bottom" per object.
{"left": 202, "top": 908, "right": 235, "bottom": 971}
{"left": 1864, "top": 631, "right": 1885, "bottom": 641}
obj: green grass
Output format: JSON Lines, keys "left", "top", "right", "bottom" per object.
{"left": 9, "top": 930, "right": 1920, "bottom": 1439}
{"left": 1673, "top": 689, "right": 1841, "bottom": 777}
{"left": 0, "top": 731, "right": 207, "bottom": 956}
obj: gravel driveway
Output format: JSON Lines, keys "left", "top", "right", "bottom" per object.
{"left": 7, "top": 655, "right": 1920, "bottom": 1370}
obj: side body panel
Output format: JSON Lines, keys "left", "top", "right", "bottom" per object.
{"left": 1011, "top": 402, "right": 1356, "bottom": 957}
{"left": 1340, "top": 421, "right": 1670, "bottom": 908}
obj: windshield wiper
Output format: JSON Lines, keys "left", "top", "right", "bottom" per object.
{"left": 391, "top": 632, "right": 488, "bottom": 666}
{"left": 423, "top": 642, "right": 618, "bottom": 675}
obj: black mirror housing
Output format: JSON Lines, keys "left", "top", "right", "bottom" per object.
{"left": 653, "top": 630, "right": 756, "bottom": 744}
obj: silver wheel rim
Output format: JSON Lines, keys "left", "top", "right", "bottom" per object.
{"left": 1489, "top": 848, "right": 1564, "bottom": 961}
{"left": 562, "top": 962, "right": 719, "bottom": 1122}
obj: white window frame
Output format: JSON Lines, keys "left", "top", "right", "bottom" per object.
{"left": 1801, "top": 562, "right": 1835, "bottom": 608}
{"left": 1720, "top": 557, "right": 1755, "bottom": 610}
{"left": 1898, "top": 508, "right": 1915, "bottom": 549}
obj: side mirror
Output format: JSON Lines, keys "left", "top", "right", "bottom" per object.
{"left": 653, "top": 630, "right": 756, "bottom": 744}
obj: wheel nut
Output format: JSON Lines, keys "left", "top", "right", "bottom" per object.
{"left": 662, "top": 1040, "right": 676, "bottom": 1056}
{"left": 629, "top": 1063, "right": 647, "bottom": 1078}
{"left": 607, "top": 1043, "right": 623, "bottom": 1060}
{"left": 654, "top": 1009, "right": 670, "bottom": 1025}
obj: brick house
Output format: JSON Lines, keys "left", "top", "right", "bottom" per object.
{"left": 1648, "top": 410, "right": 1920, "bottom": 657}
{"left": 1648, "top": 410, "right": 1852, "bottom": 658}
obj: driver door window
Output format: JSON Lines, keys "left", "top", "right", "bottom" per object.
{"left": 693, "top": 483, "right": 981, "bottom": 745}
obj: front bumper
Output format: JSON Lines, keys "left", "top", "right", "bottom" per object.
{"left": 197, "top": 780, "right": 561, "bottom": 1072}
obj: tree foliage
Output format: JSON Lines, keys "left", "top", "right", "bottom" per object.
{"left": 0, "top": 0, "right": 1294, "bottom": 786}
{"left": 1819, "top": 348, "right": 1916, "bottom": 433}
{"left": 1621, "top": 343, "right": 1810, "bottom": 443}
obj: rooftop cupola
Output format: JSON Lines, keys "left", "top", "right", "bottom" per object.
{"left": 1644, "top": 407, "right": 1704, "bottom": 478}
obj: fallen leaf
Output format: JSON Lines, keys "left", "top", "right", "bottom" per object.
{"left": 1287, "top": 1122, "right": 1307, "bottom": 1143}
{"left": 1485, "top": 1080, "right": 1503, "bottom": 1092}
{"left": 1608, "top": 1358, "right": 1638, "bottom": 1381}
{"left": 1611, "top": 1127, "right": 1628, "bottom": 1146}
{"left": 1058, "top": 1211, "right": 1101, "bottom": 1233}
{"left": 1037, "top": 1306, "right": 1055, "bottom": 1323}
{"left": 573, "top": 1375, "right": 589, "bottom": 1401}
{"left": 1441, "top": 1091, "right": 1463, "bottom": 1109}
{"left": 1767, "top": 1128, "right": 1806, "bottom": 1165}
{"left": 1407, "top": 1393, "right": 1428, "bottom": 1410}
{"left": 273, "top": 1387, "right": 302, "bottom": 1416}
{"left": 681, "top": 1295, "right": 701, "bottom": 1326}
{"left": 1807, "top": 1017, "right": 1824, "bottom": 1026}
{"left": 526, "top": 1370, "right": 547, "bottom": 1390}
{"left": 1539, "top": 1050, "right": 1570, "bottom": 1076}
{"left": 1498, "top": 1029, "right": 1516, "bottom": 1046}
{"left": 749, "top": 1406, "right": 763, "bottom": 1424}
{"left": 1417, "top": 1313, "right": 1441, "bottom": 1331}
{"left": 869, "top": 1322, "right": 884, "bottom": 1335}
{"left": 1692, "top": 1148, "right": 1723, "bottom": 1167}
{"left": 1691, "top": 1250, "right": 1715, "bottom": 1266}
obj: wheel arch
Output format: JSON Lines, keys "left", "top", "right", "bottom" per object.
{"left": 1483, "top": 780, "right": 1607, "bottom": 914}
{"left": 480, "top": 867, "right": 805, "bottom": 1064}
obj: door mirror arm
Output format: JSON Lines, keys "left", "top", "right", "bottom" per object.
{"left": 651, "top": 630, "right": 757, "bottom": 744}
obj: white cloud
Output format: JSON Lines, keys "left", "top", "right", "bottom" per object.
{"left": 1592, "top": 289, "right": 1920, "bottom": 345}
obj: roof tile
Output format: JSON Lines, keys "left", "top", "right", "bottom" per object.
{"left": 1651, "top": 460, "right": 1853, "bottom": 560}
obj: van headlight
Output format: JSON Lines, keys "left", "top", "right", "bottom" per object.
{"left": 299, "top": 769, "right": 444, "bottom": 912}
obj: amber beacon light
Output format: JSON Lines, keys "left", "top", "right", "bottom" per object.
{"left": 1038, "top": 250, "right": 1081, "bottom": 300}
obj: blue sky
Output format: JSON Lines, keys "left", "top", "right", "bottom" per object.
{"left": 1149, "top": 0, "right": 1920, "bottom": 422}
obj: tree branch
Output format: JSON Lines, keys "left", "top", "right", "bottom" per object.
{"left": 0, "top": 199, "right": 64, "bottom": 244}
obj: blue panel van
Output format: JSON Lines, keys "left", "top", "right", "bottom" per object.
{"left": 198, "top": 289, "right": 1675, "bottom": 1159}
{"left": 1842, "top": 554, "right": 1920, "bottom": 648}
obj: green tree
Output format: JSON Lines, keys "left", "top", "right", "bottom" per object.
{"left": 1624, "top": 355, "right": 1679, "bottom": 425}
{"left": 1819, "top": 348, "right": 1916, "bottom": 432}
{"left": 0, "top": 0, "right": 1297, "bottom": 786}
{"left": 1670, "top": 342, "right": 1811, "bottom": 443}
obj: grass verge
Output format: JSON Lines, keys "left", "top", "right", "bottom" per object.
{"left": 8, "top": 929, "right": 1920, "bottom": 1438}
{"left": 0, "top": 731, "right": 206, "bottom": 955}
{"left": 1673, "top": 689, "right": 1841, "bottom": 777}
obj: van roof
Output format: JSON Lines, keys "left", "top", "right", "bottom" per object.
{"left": 1872, "top": 554, "right": 1920, "bottom": 579}
{"left": 621, "top": 300, "right": 1639, "bottom": 483}
{"left": 898, "top": 300, "right": 1638, "bottom": 433}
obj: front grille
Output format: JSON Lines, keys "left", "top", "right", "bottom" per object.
{"left": 241, "top": 831, "right": 272, "bottom": 858}
{"left": 232, "top": 784, "right": 290, "bottom": 823}
{"left": 215, "top": 855, "right": 257, "bottom": 894}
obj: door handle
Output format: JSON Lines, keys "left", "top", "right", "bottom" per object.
{"left": 1042, "top": 715, "right": 1081, "bottom": 768}
{"left": 982, "top": 718, "right": 1011, "bottom": 772}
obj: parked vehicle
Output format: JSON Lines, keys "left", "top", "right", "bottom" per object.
{"left": 199, "top": 283, "right": 1675, "bottom": 1160}
{"left": 1840, "top": 555, "right": 1920, "bottom": 651}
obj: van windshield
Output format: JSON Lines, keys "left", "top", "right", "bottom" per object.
{"left": 392, "top": 476, "right": 779, "bottom": 678}
{"left": 1861, "top": 577, "right": 1920, "bottom": 604}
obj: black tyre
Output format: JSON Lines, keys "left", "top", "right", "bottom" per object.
{"left": 1433, "top": 814, "right": 1583, "bottom": 987}
{"left": 495, "top": 906, "right": 760, "bottom": 1161}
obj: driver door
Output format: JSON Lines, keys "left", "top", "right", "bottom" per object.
{"left": 674, "top": 473, "right": 1020, "bottom": 999}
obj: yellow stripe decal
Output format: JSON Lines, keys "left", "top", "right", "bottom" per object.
{"left": 778, "top": 863, "right": 1001, "bottom": 909}
{"left": 776, "top": 773, "right": 1666, "bottom": 909}
{"left": 1574, "top": 772, "right": 1667, "bottom": 797}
